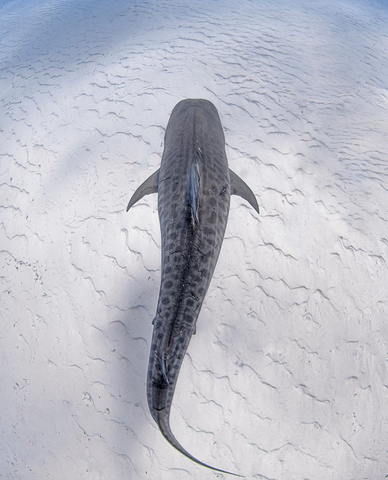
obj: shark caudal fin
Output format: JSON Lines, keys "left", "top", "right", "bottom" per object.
{"left": 126, "top": 169, "right": 159, "bottom": 212}
{"left": 154, "top": 409, "right": 242, "bottom": 477}
{"left": 229, "top": 169, "right": 260, "bottom": 215}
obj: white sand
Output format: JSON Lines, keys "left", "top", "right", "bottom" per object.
{"left": 1, "top": 0, "right": 387, "bottom": 478}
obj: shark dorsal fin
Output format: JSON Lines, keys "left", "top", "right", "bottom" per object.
{"left": 126, "top": 169, "right": 159, "bottom": 212}
{"left": 188, "top": 162, "right": 200, "bottom": 224}
{"left": 230, "top": 168, "right": 260, "bottom": 214}
{"left": 161, "top": 352, "right": 170, "bottom": 386}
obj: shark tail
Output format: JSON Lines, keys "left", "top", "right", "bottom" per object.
{"left": 154, "top": 409, "right": 242, "bottom": 477}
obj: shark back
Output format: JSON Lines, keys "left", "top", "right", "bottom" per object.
{"left": 149, "top": 99, "right": 231, "bottom": 412}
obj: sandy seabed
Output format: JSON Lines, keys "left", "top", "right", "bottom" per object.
{"left": 1, "top": 0, "right": 387, "bottom": 479}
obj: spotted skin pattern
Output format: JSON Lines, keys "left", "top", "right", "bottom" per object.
{"left": 127, "top": 99, "right": 259, "bottom": 476}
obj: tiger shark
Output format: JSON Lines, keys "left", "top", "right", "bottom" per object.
{"left": 127, "top": 99, "right": 259, "bottom": 476}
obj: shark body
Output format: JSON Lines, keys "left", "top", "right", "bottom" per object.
{"left": 127, "top": 99, "right": 259, "bottom": 475}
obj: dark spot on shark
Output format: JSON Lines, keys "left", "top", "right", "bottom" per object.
{"left": 204, "top": 227, "right": 215, "bottom": 236}
{"left": 208, "top": 211, "right": 216, "bottom": 224}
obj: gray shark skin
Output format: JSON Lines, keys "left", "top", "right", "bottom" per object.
{"left": 127, "top": 99, "right": 259, "bottom": 476}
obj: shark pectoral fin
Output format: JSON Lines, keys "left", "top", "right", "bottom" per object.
{"left": 229, "top": 169, "right": 260, "bottom": 215}
{"left": 126, "top": 169, "right": 160, "bottom": 212}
